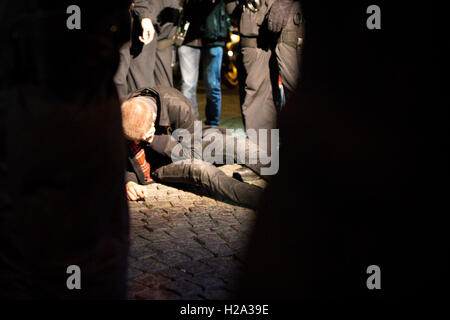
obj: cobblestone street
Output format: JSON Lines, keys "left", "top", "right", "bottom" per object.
{"left": 127, "top": 164, "right": 266, "bottom": 300}
{"left": 125, "top": 81, "right": 261, "bottom": 300}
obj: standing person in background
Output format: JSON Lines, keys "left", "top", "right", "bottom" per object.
{"left": 178, "top": 0, "right": 230, "bottom": 126}
{"left": 177, "top": 0, "right": 204, "bottom": 119}
{"left": 200, "top": 0, "right": 230, "bottom": 127}
{"left": 154, "top": 0, "right": 181, "bottom": 86}
{"left": 226, "top": 0, "right": 277, "bottom": 151}
{"left": 114, "top": 1, "right": 157, "bottom": 102}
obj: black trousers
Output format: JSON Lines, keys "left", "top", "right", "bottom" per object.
{"left": 275, "top": 42, "right": 302, "bottom": 103}
{"left": 151, "top": 130, "right": 270, "bottom": 208}
{"left": 237, "top": 46, "right": 278, "bottom": 131}
{"left": 237, "top": 46, "right": 279, "bottom": 155}
{"left": 152, "top": 161, "right": 263, "bottom": 208}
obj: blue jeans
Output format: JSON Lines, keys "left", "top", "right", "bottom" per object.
{"left": 202, "top": 46, "right": 223, "bottom": 126}
{"left": 178, "top": 45, "right": 200, "bottom": 119}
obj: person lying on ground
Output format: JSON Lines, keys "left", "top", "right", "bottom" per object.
{"left": 121, "top": 86, "right": 277, "bottom": 208}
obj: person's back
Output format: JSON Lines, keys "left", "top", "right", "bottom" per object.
{"left": 178, "top": 0, "right": 230, "bottom": 126}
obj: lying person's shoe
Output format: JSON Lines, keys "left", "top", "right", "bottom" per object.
{"left": 233, "top": 167, "right": 260, "bottom": 183}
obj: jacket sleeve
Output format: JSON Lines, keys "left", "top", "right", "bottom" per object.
{"left": 225, "top": 0, "right": 238, "bottom": 15}
{"left": 125, "top": 142, "right": 153, "bottom": 185}
{"left": 149, "top": 88, "right": 196, "bottom": 160}
{"left": 131, "top": 0, "right": 151, "bottom": 21}
{"left": 225, "top": 0, "right": 241, "bottom": 27}
{"left": 132, "top": 0, "right": 159, "bottom": 22}
{"left": 167, "top": 90, "right": 196, "bottom": 132}
{"left": 125, "top": 169, "right": 139, "bottom": 184}
{"left": 148, "top": 134, "right": 181, "bottom": 159}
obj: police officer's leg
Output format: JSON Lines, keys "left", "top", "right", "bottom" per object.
{"left": 240, "top": 47, "right": 278, "bottom": 155}
{"left": 154, "top": 45, "right": 174, "bottom": 87}
{"left": 152, "top": 161, "right": 264, "bottom": 208}
{"left": 276, "top": 42, "right": 301, "bottom": 102}
{"left": 236, "top": 49, "right": 247, "bottom": 109}
{"left": 240, "top": 47, "right": 277, "bottom": 131}
{"left": 113, "top": 41, "right": 132, "bottom": 102}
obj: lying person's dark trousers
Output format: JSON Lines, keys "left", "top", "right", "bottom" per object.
{"left": 152, "top": 161, "right": 263, "bottom": 208}
{"left": 131, "top": 128, "right": 272, "bottom": 208}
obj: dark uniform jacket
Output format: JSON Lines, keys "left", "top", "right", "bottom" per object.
{"left": 130, "top": 0, "right": 169, "bottom": 46}
{"left": 132, "top": 0, "right": 152, "bottom": 20}
{"left": 226, "top": 0, "right": 274, "bottom": 38}
{"left": 132, "top": 0, "right": 159, "bottom": 22}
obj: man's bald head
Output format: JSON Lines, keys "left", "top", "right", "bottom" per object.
{"left": 121, "top": 97, "right": 157, "bottom": 142}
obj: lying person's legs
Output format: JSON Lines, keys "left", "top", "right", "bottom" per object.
{"left": 151, "top": 161, "right": 264, "bottom": 209}
{"left": 201, "top": 129, "right": 278, "bottom": 179}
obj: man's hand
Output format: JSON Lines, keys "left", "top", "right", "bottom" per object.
{"left": 126, "top": 181, "right": 146, "bottom": 200}
{"left": 140, "top": 18, "right": 155, "bottom": 45}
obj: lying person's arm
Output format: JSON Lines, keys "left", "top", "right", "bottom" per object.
{"left": 125, "top": 169, "right": 146, "bottom": 201}
{"left": 148, "top": 134, "right": 181, "bottom": 159}
{"left": 124, "top": 142, "right": 152, "bottom": 200}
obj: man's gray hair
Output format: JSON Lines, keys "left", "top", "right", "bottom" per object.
{"left": 121, "top": 96, "right": 157, "bottom": 142}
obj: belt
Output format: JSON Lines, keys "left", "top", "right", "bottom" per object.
{"left": 278, "top": 30, "right": 302, "bottom": 48}
{"left": 185, "top": 38, "right": 202, "bottom": 47}
{"left": 240, "top": 36, "right": 258, "bottom": 48}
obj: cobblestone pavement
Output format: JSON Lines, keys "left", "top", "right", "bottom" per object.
{"left": 127, "top": 164, "right": 267, "bottom": 300}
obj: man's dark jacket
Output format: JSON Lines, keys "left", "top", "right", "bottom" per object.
{"left": 125, "top": 86, "right": 197, "bottom": 184}
{"left": 180, "top": 0, "right": 230, "bottom": 47}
